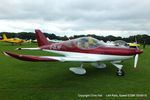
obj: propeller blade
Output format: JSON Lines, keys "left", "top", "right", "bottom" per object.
{"left": 134, "top": 36, "right": 139, "bottom": 49}
{"left": 134, "top": 54, "right": 139, "bottom": 70}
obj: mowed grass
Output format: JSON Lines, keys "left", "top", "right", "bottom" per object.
{"left": 0, "top": 42, "right": 150, "bottom": 100}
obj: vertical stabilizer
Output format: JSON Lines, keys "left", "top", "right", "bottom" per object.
{"left": 35, "top": 29, "right": 51, "bottom": 47}
{"left": 3, "top": 34, "right": 7, "bottom": 40}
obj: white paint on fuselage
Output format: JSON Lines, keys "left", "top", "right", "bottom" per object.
{"left": 43, "top": 49, "right": 134, "bottom": 62}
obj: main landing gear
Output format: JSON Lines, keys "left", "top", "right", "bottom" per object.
{"left": 69, "top": 64, "right": 86, "bottom": 75}
{"left": 69, "top": 62, "right": 107, "bottom": 75}
{"left": 69, "top": 61, "right": 125, "bottom": 76}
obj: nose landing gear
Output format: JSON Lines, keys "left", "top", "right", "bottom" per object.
{"left": 111, "top": 61, "right": 125, "bottom": 76}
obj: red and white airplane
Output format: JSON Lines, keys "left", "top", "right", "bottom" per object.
{"left": 4, "top": 30, "right": 143, "bottom": 76}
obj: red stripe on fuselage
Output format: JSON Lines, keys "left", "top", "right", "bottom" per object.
{"left": 40, "top": 41, "right": 142, "bottom": 56}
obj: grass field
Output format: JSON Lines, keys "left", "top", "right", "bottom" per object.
{"left": 0, "top": 42, "right": 150, "bottom": 100}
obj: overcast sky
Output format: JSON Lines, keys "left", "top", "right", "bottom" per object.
{"left": 0, "top": 0, "right": 150, "bottom": 37}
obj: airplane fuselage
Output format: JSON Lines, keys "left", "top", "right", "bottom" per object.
{"left": 40, "top": 41, "right": 142, "bottom": 56}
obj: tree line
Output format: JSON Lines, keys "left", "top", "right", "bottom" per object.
{"left": 0, "top": 32, "right": 150, "bottom": 44}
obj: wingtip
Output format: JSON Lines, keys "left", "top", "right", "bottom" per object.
{"left": 3, "top": 52, "right": 11, "bottom": 57}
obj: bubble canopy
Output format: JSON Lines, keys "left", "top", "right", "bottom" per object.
{"left": 74, "top": 37, "right": 105, "bottom": 49}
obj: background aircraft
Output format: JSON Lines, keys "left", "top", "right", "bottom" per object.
{"left": 32, "top": 38, "right": 63, "bottom": 43}
{"left": 126, "top": 43, "right": 140, "bottom": 48}
{"left": 0, "top": 34, "right": 24, "bottom": 45}
{"left": 47, "top": 37, "right": 63, "bottom": 43}
{"left": 4, "top": 30, "right": 143, "bottom": 76}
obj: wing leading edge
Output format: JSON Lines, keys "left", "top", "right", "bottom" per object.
{"left": 3, "top": 52, "right": 99, "bottom": 62}
{"left": 4, "top": 52, "right": 58, "bottom": 62}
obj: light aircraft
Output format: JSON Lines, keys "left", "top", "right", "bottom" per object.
{"left": 105, "top": 40, "right": 129, "bottom": 48}
{"left": 32, "top": 38, "right": 62, "bottom": 43}
{"left": 126, "top": 43, "right": 140, "bottom": 48}
{"left": 47, "top": 37, "right": 63, "bottom": 43}
{"left": 3, "top": 30, "right": 143, "bottom": 76}
{"left": 0, "top": 34, "right": 24, "bottom": 45}
{"left": 105, "top": 41, "right": 115, "bottom": 47}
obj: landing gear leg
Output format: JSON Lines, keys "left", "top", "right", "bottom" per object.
{"left": 111, "top": 62, "right": 125, "bottom": 76}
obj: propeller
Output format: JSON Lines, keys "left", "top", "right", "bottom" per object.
{"left": 134, "top": 54, "right": 138, "bottom": 70}
{"left": 134, "top": 35, "right": 139, "bottom": 49}
{"left": 133, "top": 36, "right": 139, "bottom": 70}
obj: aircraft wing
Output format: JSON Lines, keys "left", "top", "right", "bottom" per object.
{"left": 4, "top": 52, "right": 99, "bottom": 62}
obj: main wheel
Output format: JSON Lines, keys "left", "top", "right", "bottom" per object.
{"left": 116, "top": 69, "right": 125, "bottom": 76}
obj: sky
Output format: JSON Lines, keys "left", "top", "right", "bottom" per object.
{"left": 0, "top": 0, "right": 150, "bottom": 37}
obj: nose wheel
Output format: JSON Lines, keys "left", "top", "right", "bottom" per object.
{"left": 116, "top": 69, "right": 125, "bottom": 76}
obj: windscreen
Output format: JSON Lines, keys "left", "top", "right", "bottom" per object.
{"left": 74, "top": 37, "right": 105, "bottom": 49}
